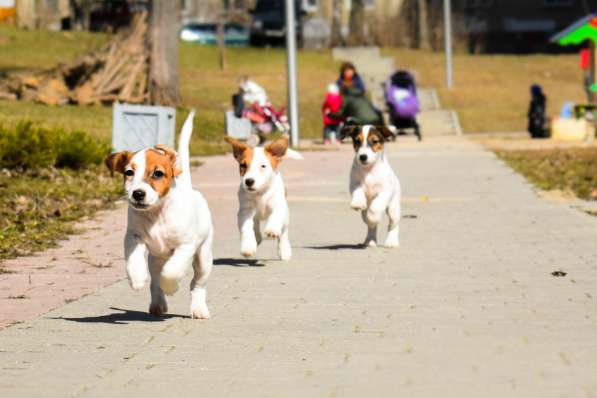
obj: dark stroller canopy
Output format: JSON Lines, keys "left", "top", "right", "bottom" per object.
{"left": 390, "top": 71, "right": 416, "bottom": 89}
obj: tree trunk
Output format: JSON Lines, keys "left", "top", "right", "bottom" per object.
{"left": 347, "top": 0, "right": 366, "bottom": 46}
{"left": 149, "top": 0, "right": 181, "bottom": 106}
{"left": 417, "top": 0, "right": 431, "bottom": 49}
{"left": 330, "top": 0, "right": 343, "bottom": 46}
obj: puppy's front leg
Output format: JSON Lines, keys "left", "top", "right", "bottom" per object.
{"left": 278, "top": 224, "right": 292, "bottom": 261}
{"left": 238, "top": 207, "right": 258, "bottom": 258}
{"left": 148, "top": 256, "right": 168, "bottom": 316}
{"left": 350, "top": 185, "right": 367, "bottom": 211}
{"left": 160, "top": 243, "right": 197, "bottom": 295}
{"left": 367, "top": 190, "right": 392, "bottom": 227}
{"left": 124, "top": 231, "right": 149, "bottom": 290}
{"left": 264, "top": 200, "right": 288, "bottom": 239}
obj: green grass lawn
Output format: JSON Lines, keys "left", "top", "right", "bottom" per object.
{"left": 0, "top": 25, "right": 339, "bottom": 151}
{"left": 495, "top": 148, "right": 597, "bottom": 201}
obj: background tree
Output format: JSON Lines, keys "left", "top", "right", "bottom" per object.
{"left": 149, "top": 0, "right": 181, "bottom": 106}
{"left": 330, "top": 0, "right": 343, "bottom": 46}
{"left": 417, "top": 0, "right": 431, "bottom": 49}
{"left": 346, "top": 0, "right": 366, "bottom": 46}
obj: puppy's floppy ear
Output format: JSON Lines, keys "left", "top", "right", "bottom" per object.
{"left": 224, "top": 136, "right": 250, "bottom": 162}
{"left": 265, "top": 136, "right": 289, "bottom": 159}
{"left": 340, "top": 125, "right": 359, "bottom": 140}
{"left": 105, "top": 151, "right": 133, "bottom": 176}
{"left": 154, "top": 144, "right": 182, "bottom": 176}
{"left": 374, "top": 125, "right": 395, "bottom": 141}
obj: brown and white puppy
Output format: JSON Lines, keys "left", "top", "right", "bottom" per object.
{"left": 105, "top": 112, "right": 214, "bottom": 319}
{"left": 342, "top": 125, "right": 401, "bottom": 248}
{"left": 225, "top": 136, "right": 297, "bottom": 261}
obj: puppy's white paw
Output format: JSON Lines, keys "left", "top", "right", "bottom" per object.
{"left": 191, "top": 305, "right": 210, "bottom": 320}
{"left": 278, "top": 245, "right": 292, "bottom": 261}
{"left": 240, "top": 244, "right": 256, "bottom": 258}
{"left": 129, "top": 274, "right": 149, "bottom": 291}
{"left": 384, "top": 236, "right": 400, "bottom": 248}
{"left": 364, "top": 239, "right": 377, "bottom": 248}
{"left": 149, "top": 299, "right": 168, "bottom": 316}
{"left": 264, "top": 225, "right": 282, "bottom": 239}
{"left": 351, "top": 198, "right": 367, "bottom": 211}
{"left": 159, "top": 277, "right": 179, "bottom": 296}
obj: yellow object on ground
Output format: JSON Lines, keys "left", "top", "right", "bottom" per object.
{"left": 551, "top": 117, "right": 595, "bottom": 142}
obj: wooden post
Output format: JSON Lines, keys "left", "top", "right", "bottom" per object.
{"left": 149, "top": 0, "right": 181, "bottom": 106}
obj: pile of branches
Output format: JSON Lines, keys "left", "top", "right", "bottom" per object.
{"left": 0, "top": 12, "right": 149, "bottom": 106}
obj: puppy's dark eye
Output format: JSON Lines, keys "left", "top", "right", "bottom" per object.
{"left": 261, "top": 164, "right": 267, "bottom": 169}
{"left": 124, "top": 169, "right": 134, "bottom": 177}
{"left": 152, "top": 170, "right": 165, "bottom": 179}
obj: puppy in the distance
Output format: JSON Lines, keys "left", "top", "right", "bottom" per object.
{"left": 224, "top": 135, "right": 301, "bottom": 261}
{"left": 343, "top": 125, "right": 401, "bottom": 248}
{"left": 105, "top": 111, "right": 214, "bottom": 319}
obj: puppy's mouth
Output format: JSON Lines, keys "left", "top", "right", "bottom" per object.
{"left": 130, "top": 201, "right": 150, "bottom": 210}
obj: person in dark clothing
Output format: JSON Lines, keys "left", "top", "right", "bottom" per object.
{"left": 330, "top": 85, "right": 383, "bottom": 126}
{"left": 336, "top": 62, "right": 366, "bottom": 95}
{"left": 527, "top": 84, "right": 548, "bottom": 139}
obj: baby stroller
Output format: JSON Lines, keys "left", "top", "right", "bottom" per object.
{"left": 385, "top": 71, "right": 421, "bottom": 141}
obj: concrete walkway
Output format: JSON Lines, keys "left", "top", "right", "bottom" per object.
{"left": 1, "top": 137, "right": 597, "bottom": 397}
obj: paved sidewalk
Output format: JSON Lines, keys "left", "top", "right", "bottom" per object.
{"left": 1, "top": 137, "right": 597, "bottom": 397}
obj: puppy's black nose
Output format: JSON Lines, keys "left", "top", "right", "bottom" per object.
{"left": 359, "top": 154, "right": 368, "bottom": 163}
{"left": 132, "top": 189, "right": 146, "bottom": 201}
{"left": 245, "top": 178, "right": 255, "bottom": 188}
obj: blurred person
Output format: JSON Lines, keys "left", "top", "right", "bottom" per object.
{"left": 321, "top": 83, "right": 343, "bottom": 145}
{"left": 336, "top": 62, "right": 366, "bottom": 94}
{"left": 238, "top": 76, "right": 268, "bottom": 107}
{"left": 331, "top": 85, "right": 383, "bottom": 127}
{"left": 527, "top": 84, "right": 548, "bottom": 139}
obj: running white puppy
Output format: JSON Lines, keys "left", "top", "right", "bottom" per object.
{"left": 343, "top": 125, "right": 401, "bottom": 248}
{"left": 225, "top": 136, "right": 298, "bottom": 261}
{"left": 105, "top": 112, "right": 214, "bottom": 319}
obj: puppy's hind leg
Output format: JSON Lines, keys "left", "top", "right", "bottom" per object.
{"left": 190, "top": 228, "right": 214, "bottom": 319}
{"left": 277, "top": 224, "right": 292, "bottom": 261}
{"left": 361, "top": 210, "right": 377, "bottom": 247}
{"left": 148, "top": 256, "right": 168, "bottom": 316}
{"left": 384, "top": 195, "right": 400, "bottom": 248}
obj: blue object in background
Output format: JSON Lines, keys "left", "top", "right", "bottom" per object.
{"left": 560, "top": 101, "right": 575, "bottom": 118}
{"left": 180, "top": 23, "right": 249, "bottom": 47}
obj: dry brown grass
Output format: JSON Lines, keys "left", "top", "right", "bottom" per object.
{"left": 382, "top": 48, "right": 586, "bottom": 133}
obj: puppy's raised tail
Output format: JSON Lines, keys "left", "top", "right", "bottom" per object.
{"left": 177, "top": 110, "right": 195, "bottom": 190}
{"left": 285, "top": 148, "right": 303, "bottom": 160}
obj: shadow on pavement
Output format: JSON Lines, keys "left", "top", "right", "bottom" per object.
{"left": 51, "top": 307, "right": 186, "bottom": 324}
{"left": 214, "top": 258, "right": 266, "bottom": 267}
{"left": 303, "top": 244, "right": 365, "bottom": 250}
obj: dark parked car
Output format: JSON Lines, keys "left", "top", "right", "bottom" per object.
{"left": 249, "top": 0, "right": 302, "bottom": 47}
{"left": 180, "top": 22, "right": 249, "bottom": 46}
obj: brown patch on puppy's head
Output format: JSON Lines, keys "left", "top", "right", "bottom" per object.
{"left": 154, "top": 144, "right": 182, "bottom": 176}
{"left": 105, "top": 151, "right": 133, "bottom": 176}
{"left": 225, "top": 136, "right": 253, "bottom": 176}
{"left": 264, "top": 136, "right": 289, "bottom": 169}
{"left": 144, "top": 148, "right": 178, "bottom": 197}
{"left": 367, "top": 128, "right": 385, "bottom": 152}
